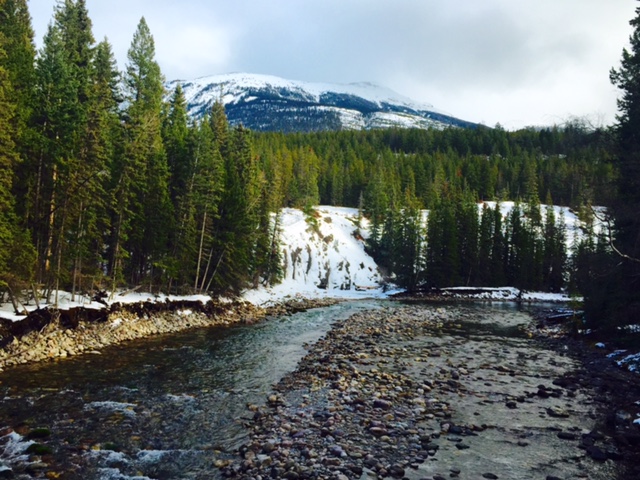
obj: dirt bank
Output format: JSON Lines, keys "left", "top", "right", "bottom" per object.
{"left": 0, "top": 297, "right": 339, "bottom": 371}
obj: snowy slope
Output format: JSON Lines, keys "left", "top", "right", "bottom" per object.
{"left": 166, "top": 73, "right": 475, "bottom": 132}
{"left": 244, "top": 207, "right": 388, "bottom": 305}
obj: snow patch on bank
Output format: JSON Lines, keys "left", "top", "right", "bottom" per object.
{"left": 0, "top": 290, "right": 213, "bottom": 323}
{"left": 442, "top": 286, "right": 575, "bottom": 302}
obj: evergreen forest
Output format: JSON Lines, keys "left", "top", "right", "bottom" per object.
{"left": 1, "top": 0, "right": 640, "bottom": 334}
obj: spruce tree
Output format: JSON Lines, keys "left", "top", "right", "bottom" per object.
{"left": 31, "top": 16, "right": 78, "bottom": 293}
{"left": 393, "top": 191, "right": 425, "bottom": 291}
{"left": 489, "top": 202, "right": 506, "bottom": 286}
{"left": 164, "top": 85, "right": 190, "bottom": 203}
{"left": 120, "top": 17, "right": 172, "bottom": 287}
{"left": 74, "top": 38, "right": 121, "bottom": 294}
{"left": 191, "top": 109, "right": 225, "bottom": 292}
{"left": 0, "top": 36, "right": 35, "bottom": 302}
{"left": 477, "top": 203, "right": 495, "bottom": 285}
{"left": 542, "top": 205, "right": 567, "bottom": 292}
{"left": 0, "top": 0, "right": 36, "bottom": 173}
{"left": 0, "top": 0, "right": 37, "bottom": 300}
{"left": 456, "top": 189, "right": 479, "bottom": 285}
{"left": 208, "top": 125, "right": 261, "bottom": 294}
{"left": 604, "top": 2, "right": 640, "bottom": 327}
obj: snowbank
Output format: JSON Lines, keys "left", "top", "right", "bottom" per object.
{"left": 0, "top": 290, "right": 214, "bottom": 323}
{"left": 244, "top": 206, "right": 390, "bottom": 305}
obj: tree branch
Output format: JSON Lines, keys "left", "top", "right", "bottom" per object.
{"left": 591, "top": 206, "right": 640, "bottom": 264}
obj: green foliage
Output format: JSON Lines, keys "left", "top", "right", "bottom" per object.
{"left": 0, "top": 26, "right": 35, "bottom": 300}
{"left": 601, "top": 3, "right": 640, "bottom": 329}
{"left": 120, "top": 17, "right": 172, "bottom": 286}
{"left": 26, "top": 428, "right": 51, "bottom": 440}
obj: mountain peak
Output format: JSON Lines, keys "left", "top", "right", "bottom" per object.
{"left": 167, "top": 72, "right": 476, "bottom": 132}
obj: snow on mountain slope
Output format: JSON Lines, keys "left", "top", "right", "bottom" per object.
{"left": 174, "top": 73, "right": 432, "bottom": 110}
{"left": 166, "top": 73, "right": 476, "bottom": 132}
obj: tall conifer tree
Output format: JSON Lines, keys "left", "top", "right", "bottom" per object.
{"left": 120, "top": 17, "right": 172, "bottom": 286}
{"left": 604, "top": 2, "right": 640, "bottom": 327}
{"left": 0, "top": 34, "right": 35, "bottom": 301}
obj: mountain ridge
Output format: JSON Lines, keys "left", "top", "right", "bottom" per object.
{"left": 166, "top": 73, "right": 477, "bottom": 132}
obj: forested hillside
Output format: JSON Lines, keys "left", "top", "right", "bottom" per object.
{"left": 1, "top": 0, "right": 638, "bottom": 334}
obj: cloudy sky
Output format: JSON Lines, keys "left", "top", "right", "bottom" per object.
{"left": 29, "top": 0, "right": 636, "bottom": 129}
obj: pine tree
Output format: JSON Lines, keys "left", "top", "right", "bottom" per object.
{"left": 602, "top": 2, "right": 640, "bottom": 327}
{"left": 0, "top": 0, "right": 36, "bottom": 171}
{"left": 162, "top": 85, "right": 192, "bottom": 290}
{"left": 0, "top": 36, "right": 35, "bottom": 302}
{"left": 456, "top": 189, "right": 479, "bottom": 285}
{"left": 191, "top": 109, "right": 224, "bottom": 292}
{"left": 207, "top": 125, "right": 261, "bottom": 294}
{"left": 0, "top": 0, "right": 37, "bottom": 301}
{"left": 426, "top": 198, "right": 459, "bottom": 287}
{"left": 505, "top": 203, "right": 528, "bottom": 288}
{"left": 73, "top": 38, "right": 121, "bottom": 295}
{"left": 30, "top": 1, "right": 96, "bottom": 297}
{"left": 542, "top": 205, "right": 567, "bottom": 292}
{"left": 119, "top": 17, "right": 172, "bottom": 287}
{"left": 477, "top": 203, "right": 494, "bottom": 285}
{"left": 393, "top": 191, "right": 425, "bottom": 291}
{"left": 364, "top": 165, "right": 390, "bottom": 251}
{"left": 164, "top": 85, "right": 190, "bottom": 203}
{"left": 489, "top": 201, "right": 506, "bottom": 286}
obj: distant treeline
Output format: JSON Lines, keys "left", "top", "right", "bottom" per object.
{"left": 252, "top": 125, "right": 615, "bottom": 210}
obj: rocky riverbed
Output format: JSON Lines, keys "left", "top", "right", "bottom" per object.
{"left": 220, "top": 303, "right": 640, "bottom": 480}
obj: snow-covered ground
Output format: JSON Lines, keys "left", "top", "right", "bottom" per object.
{"left": 0, "top": 290, "right": 214, "bottom": 322}
{"left": 441, "top": 286, "right": 574, "bottom": 302}
{"left": 244, "top": 206, "right": 393, "bottom": 305}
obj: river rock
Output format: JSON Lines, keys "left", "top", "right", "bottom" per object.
{"left": 557, "top": 431, "right": 577, "bottom": 440}
{"left": 586, "top": 445, "right": 608, "bottom": 462}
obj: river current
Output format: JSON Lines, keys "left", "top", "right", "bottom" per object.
{"left": 0, "top": 301, "right": 382, "bottom": 478}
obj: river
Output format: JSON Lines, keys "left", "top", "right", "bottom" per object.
{"left": 0, "top": 301, "right": 382, "bottom": 479}
{"left": 0, "top": 300, "right": 620, "bottom": 479}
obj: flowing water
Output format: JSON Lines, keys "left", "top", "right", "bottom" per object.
{"left": 0, "top": 301, "right": 617, "bottom": 480}
{"left": 0, "top": 301, "right": 382, "bottom": 479}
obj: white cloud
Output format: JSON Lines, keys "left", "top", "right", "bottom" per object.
{"left": 28, "top": 0, "right": 638, "bottom": 129}
{"left": 153, "top": 24, "right": 235, "bottom": 80}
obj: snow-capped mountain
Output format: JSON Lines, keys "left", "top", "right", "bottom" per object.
{"left": 166, "top": 73, "right": 476, "bottom": 132}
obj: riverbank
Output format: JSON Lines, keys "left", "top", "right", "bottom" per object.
{"left": 220, "top": 303, "right": 639, "bottom": 480}
{"left": 0, "top": 297, "right": 339, "bottom": 371}
{"left": 0, "top": 283, "right": 578, "bottom": 371}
